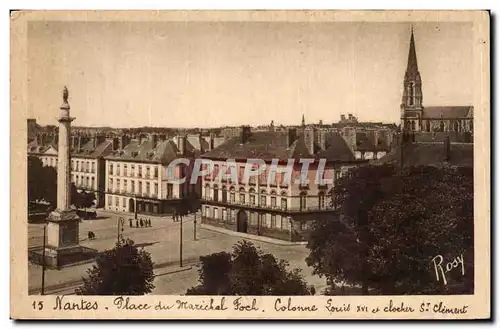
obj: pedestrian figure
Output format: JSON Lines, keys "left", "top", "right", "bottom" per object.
{"left": 140, "top": 218, "right": 144, "bottom": 228}
{"left": 88, "top": 231, "right": 95, "bottom": 240}
{"left": 148, "top": 219, "right": 152, "bottom": 227}
{"left": 129, "top": 218, "right": 133, "bottom": 228}
{"left": 135, "top": 219, "right": 139, "bottom": 228}
{"left": 173, "top": 212, "right": 177, "bottom": 222}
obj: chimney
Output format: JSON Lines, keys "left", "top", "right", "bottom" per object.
{"left": 151, "top": 133, "right": 158, "bottom": 148}
{"left": 177, "top": 135, "right": 186, "bottom": 155}
{"left": 71, "top": 135, "right": 77, "bottom": 150}
{"left": 92, "top": 134, "right": 98, "bottom": 149}
{"left": 287, "top": 128, "right": 298, "bottom": 147}
{"left": 120, "top": 134, "right": 130, "bottom": 149}
{"left": 304, "top": 127, "right": 315, "bottom": 155}
{"left": 444, "top": 136, "right": 451, "bottom": 161}
{"left": 240, "top": 126, "right": 251, "bottom": 144}
{"left": 77, "top": 135, "right": 83, "bottom": 151}
{"left": 112, "top": 137, "right": 119, "bottom": 151}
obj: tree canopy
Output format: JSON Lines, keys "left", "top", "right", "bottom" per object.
{"left": 187, "top": 240, "right": 315, "bottom": 295}
{"left": 306, "top": 164, "right": 474, "bottom": 295}
{"left": 27, "top": 156, "right": 57, "bottom": 208}
{"left": 70, "top": 183, "right": 96, "bottom": 210}
{"left": 76, "top": 238, "right": 155, "bottom": 295}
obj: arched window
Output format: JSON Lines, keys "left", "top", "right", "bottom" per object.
{"left": 260, "top": 190, "right": 267, "bottom": 207}
{"left": 249, "top": 188, "right": 256, "bottom": 205}
{"left": 299, "top": 192, "right": 307, "bottom": 211}
{"left": 280, "top": 190, "right": 288, "bottom": 210}
{"left": 222, "top": 185, "right": 227, "bottom": 203}
{"left": 270, "top": 190, "right": 277, "bottom": 209}
{"left": 229, "top": 186, "right": 235, "bottom": 203}
{"left": 213, "top": 184, "right": 219, "bottom": 202}
{"left": 204, "top": 184, "right": 210, "bottom": 200}
{"left": 239, "top": 187, "right": 246, "bottom": 204}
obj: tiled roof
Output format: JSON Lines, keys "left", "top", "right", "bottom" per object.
{"left": 202, "top": 131, "right": 356, "bottom": 162}
{"left": 187, "top": 135, "right": 209, "bottom": 153}
{"left": 373, "top": 142, "right": 473, "bottom": 168}
{"left": 201, "top": 131, "right": 300, "bottom": 161}
{"left": 422, "top": 106, "right": 473, "bottom": 119}
{"left": 71, "top": 140, "right": 113, "bottom": 158}
{"left": 28, "top": 142, "right": 57, "bottom": 154}
{"left": 355, "top": 133, "right": 376, "bottom": 152}
{"left": 316, "top": 133, "right": 357, "bottom": 162}
{"left": 105, "top": 138, "right": 197, "bottom": 164}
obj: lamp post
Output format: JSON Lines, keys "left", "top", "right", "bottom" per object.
{"left": 193, "top": 211, "right": 197, "bottom": 241}
{"left": 41, "top": 224, "right": 46, "bottom": 295}
{"left": 117, "top": 216, "right": 125, "bottom": 245}
{"left": 134, "top": 197, "right": 138, "bottom": 220}
{"left": 179, "top": 213, "right": 183, "bottom": 267}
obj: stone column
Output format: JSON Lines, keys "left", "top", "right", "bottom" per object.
{"left": 45, "top": 87, "right": 82, "bottom": 268}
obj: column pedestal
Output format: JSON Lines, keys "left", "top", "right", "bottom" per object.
{"left": 44, "top": 208, "right": 82, "bottom": 268}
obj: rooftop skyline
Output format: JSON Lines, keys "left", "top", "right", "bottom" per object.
{"left": 27, "top": 21, "right": 473, "bottom": 128}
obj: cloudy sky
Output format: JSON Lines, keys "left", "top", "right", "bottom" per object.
{"left": 27, "top": 20, "right": 473, "bottom": 128}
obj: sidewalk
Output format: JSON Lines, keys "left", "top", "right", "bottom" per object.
{"left": 200, "top": 224, "right": 307, "bottom": 246}
{"left": 95, "top": 208, "right": 172, "bottom": 220}
{"left": 29, "top": 261, "right": 195, "bottom": 295}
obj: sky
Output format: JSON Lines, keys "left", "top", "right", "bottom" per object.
{"left": 27, "top": 20, "right": 474, "bottom": 128}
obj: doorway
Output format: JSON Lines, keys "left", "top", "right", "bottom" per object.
{"left": 236, "top": 210, "right": 248, "bottom": 233}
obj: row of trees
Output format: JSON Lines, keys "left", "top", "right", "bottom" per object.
{"left": 28, "top": 156, "right": 96, "bottom": 212}
{"left": 306, "top": 164, "right": 474, "bottom": 295}
{"left": 71, "top": 163, "right": 473, "bottom": 296}
{"left": 75, "top": 239, "right": 312, "bottom": 296}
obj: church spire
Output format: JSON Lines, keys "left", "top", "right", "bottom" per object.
{"left": 401, "top": 26, "right": 424, "bottom": 131}
{"left": 301, "top": 114, "right": 305, "bottom": 127}
{"left": 406, "top": 26, "right": 419, "bottom": 74}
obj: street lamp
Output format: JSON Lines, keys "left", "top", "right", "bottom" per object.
{"left": 41, "top": 224, "right": 47, "bottom": 295}
{"left": 117, "top": 216, "right": 125, "bottom": 245}
{"left": 193, "top": 210, "right": 197, "bottom": 241}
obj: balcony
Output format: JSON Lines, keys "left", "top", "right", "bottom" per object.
{"left": 201, "top": 197, "right": 336, "bottom": 214}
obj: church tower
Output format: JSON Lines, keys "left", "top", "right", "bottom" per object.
{"left": 401, "top": 27, "right": 423, "bottom": 131}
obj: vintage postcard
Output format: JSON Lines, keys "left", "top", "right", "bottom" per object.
{"left": 11, "top": 10, "right": 490, "bottom": 319}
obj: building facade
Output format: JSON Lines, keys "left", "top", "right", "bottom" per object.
{"left": 200, "top": 127, "right": 366, "bottom": 241}
{"left": 28, "top": 132, "right": 113, "bottom": 207}
{"left": 103, "top": 133, "right": 202, "bottom": 215}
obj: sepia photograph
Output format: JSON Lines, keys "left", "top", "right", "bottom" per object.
{"left": 11, "top": 10, "right": 490, "bottom": 319}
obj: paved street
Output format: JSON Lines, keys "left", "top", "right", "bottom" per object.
{"left": 28, "top": 210, "right": 326, "bottom": 295}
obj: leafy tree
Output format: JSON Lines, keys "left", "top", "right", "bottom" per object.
{"left": 186, "top": 252, "right": 232, "bottom": 295}
{"left": 28, "top": 156, "right": 44, "bottom": 206}
{"left": 306, "top": 164, "right": 474, "bottom": 295}
{"left": 27, "top": 156, "right": 57, "bottom": 208}
{"left": 76, "top": 238, "right": 155, "bottom": 295}
{"left": 187, "top": 240, "right": 314, "bottom": 295}
{"left": 70, "top": 183, "right": 81, "bottom": 208}
{"left": 177, "top": 193, "right": 201, "bottom": 219}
